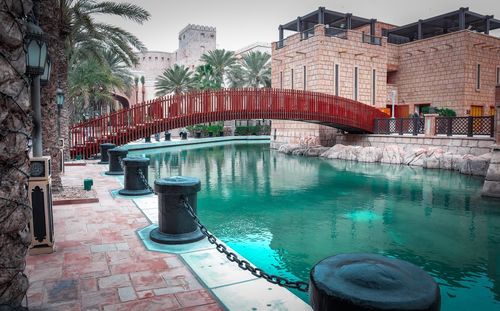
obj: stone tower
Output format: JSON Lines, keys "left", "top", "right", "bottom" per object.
{"left": 177, "top": 24, "right": 217, "bottom": 70}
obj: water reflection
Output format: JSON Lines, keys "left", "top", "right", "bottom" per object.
{"left": 131, "top": 142, "right": 500, "bottom": 310}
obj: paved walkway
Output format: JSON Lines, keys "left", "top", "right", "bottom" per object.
{"left": 26, "top": 162, "right": 223, "bottom": 311}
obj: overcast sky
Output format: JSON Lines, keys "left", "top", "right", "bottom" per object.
{"left": 105, "top": 0, "right": 500, "bottom": 52}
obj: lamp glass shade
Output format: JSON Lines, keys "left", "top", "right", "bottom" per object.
{"left": 56, "top": 88, "right": 64, "bottom": 107}
{"left": 25, "top": 21, "right": 48, "bottom": 76}
{"left": 40, "top": 57, "right": 51, "bottom": 83}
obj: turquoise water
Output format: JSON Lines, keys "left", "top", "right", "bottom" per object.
{"left": 135, "top": 142, "right": 500, "bottom": 310}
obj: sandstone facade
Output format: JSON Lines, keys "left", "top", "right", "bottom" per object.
{"left": 271, "top": 13, "right": 500, "bottom": 145}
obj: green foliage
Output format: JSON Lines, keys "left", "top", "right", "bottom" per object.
{"left": 68, "top": 55, "right": 126, "bottom": 123}
{"left": 420, "top": 106, "right": 457, "bottom": 117}
{"left": 235, "top": 125, "right": 271, "bottom": 136}
{"left": 63, "top": 0, "right": 150, "bottom": 67}
{"left": 193, "top": 64, "right": 221, "bottom": 90}
{"left": 200, "top": 49, "right": 236, "bottom": 87}
{"left": 227, "top": 51, "right": 271, "bottom": 89}
{"left": 186, "top": 123, "right": 224, "bottom": 137}
{"left": 155, "top": 65, "right": 196, "bottom": 96}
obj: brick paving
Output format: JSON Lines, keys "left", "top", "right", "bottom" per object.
{"left": 25, "top": 162, "right": 223, "bottom": 311}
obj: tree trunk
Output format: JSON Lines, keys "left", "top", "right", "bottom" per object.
{"left": 39, "top": 0, "right": 67, "bottom": 191}
{"left": 0, "top": 0, "right": 34, "bottom": 308}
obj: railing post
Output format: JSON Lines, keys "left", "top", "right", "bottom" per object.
{"left": 398, "top": 119, "right": 403, "bottom": 135}
{"left": 309, "top": 253, "right": 440, "bottom": 311}
{"left": 118, "top": 157, "right": 153, "bottom": 196}
{"left": 490, "top": 116, "right": 495, "bottom": 138}
{"left": 467, "top": 116, "right": 473, "bottom": 137}
{"left": 149, "top": 176, "right": 204, "bottom": 244}
{"left": 412, "top": 117, "right": 419, "bottom": 136}
{"left": 105, "top": 147, "right": 128, "bottom": 176}
{"left": 447, "top": 117, "right": 452, "bottom": 136}
{"left": 98, "top": 143, "right": 116, "bottom": 164}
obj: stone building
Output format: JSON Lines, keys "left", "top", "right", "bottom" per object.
{"left": 131, "top": 24, "right": 216, "bottom": 102}
{"left": 234, "top": 42, "right": 272, "bottom": 59}
{"left": 271, "top": 7, "right": 500, "bottom": 145}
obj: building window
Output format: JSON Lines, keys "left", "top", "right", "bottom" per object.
{"left": 155, "top": 57, "right": 158, "bottom": 61}
{"left": 280, "top": 71, "right": 283, "bottom": 89}
{"left": 372, "top": 69, "right": 376, "bottom": 105}
{"left": 303, "top": 66, "right": 306, "bottom": 91}
{"left": 201, "top": 33, "right": 205, "bottom": 37}
{"left": 476, "top": 64, "right": 481, "bottom": 90}
{"left": 496, "top": 66, "right": 500, "bottom": 85}
{"left": 148, "top": 57, "right": 151, "bottom": 60}
{"left": 291, "top": 69, "right": 294, "bottom": 89}
{"left": 161, "top": 57, "right": 164, "bottom": 61}
{"left": 210, "top": 34, "right": 214, "bottom": 38}
{"left": 334, "top": 64, "right": 339, "bottom": 96}
{"left": 354, "top": 67, "right": 359, "bottom": 101}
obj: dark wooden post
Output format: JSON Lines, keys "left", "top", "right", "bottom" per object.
{"left": 467, "top": 116, "right": 473, "bottom": 137}
{"left": 413, "top": 117, "right": 419, "bottom": 136}
{"left": 398, "top": 119, "right": 403, "bottom": 135}
{"left": 447, "top": 117, "right": 452, "bottom": 136}
{"left": 345, "top": 13, "right": 352, "bottom": 29}
{"left": 459, "top": 7, "right": 468, "bottom": 30}
{"left": 417, "top": 20, "right": 423, "bottom": 39}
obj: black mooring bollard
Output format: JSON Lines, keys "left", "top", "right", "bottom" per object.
{"left": 181, "top": 132, "right": 188, "bottom": 140}
{"left": 105, "top": 147, "right": 128, "bottom": 175}
{"left": 165, "top": 132, "right": 171, "bottom": 141}
{"left": 145, "top": 136, "right": 151, "bottom": 143}
{"left": 118, "top": 157, "right": 153, "bottom": 196}
{"left": 149, "top": 176, "right": 204, "bottom": 244}
{"left": 98, "top": 143, "right": 116, "bottom": 164}
{"left": 309, "top": 253, "right": 440, "bottom": 311}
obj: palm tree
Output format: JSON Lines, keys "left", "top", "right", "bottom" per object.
{"left": 134, "top": 76, "right": 139, "bottom": 103}
{"left": 140, "top": 75, "right": 145, "bottom": 102}
{"left": 193, "top": 64, "right": 220, "bottom": 90}
{"left": 226, "top": 64, "right": 246, "bottom": 89}
{"left": 63, "top": 0, "right": 150, "bottom": 66}
{"left": 0, "top": 2, "right": 32, "bottom": 307}
{"left": 103, "top": 49, "right": 134, "bottom": 95}
{"left": 37, "top": 0, "right": 150, "bottom": 191}
{"left": 155, "top": 65, "right": 196, "bottom": 96}
{"left": 200, "top": 49, "right": 236, "bottom": 87}
{"left": 240, "top": 51, "right": 271, "bottom": 88}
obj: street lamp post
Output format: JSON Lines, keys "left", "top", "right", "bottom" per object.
{"left": 56, "top": 88, "right": 64, "bottom": 138}
{"left": 25, "top": 4, "right": 55, "bottom": 254}
{"left": 25, "top": 20, "right": 48, "bottom": 157}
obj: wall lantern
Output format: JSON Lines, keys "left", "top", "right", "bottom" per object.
{"left": 25, "top": 21, "right": 48, "bottom": 76}
{"left": 56, "top": 88, "right": 65, "bottom": 108}
{"left": 40, "top": 56, "right": 51, "bottom": 84}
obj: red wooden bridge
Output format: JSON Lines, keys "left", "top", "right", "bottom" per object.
{"left": 70, "top": 88, "right": 389, "bottom": 158}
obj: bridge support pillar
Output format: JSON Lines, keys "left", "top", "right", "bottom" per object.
{"left": 118, "top": 157, "right": 153, "bottom": 196}
{"left": 149, "top": 176, "right": 204, "bottom": 244}
{"left": 98, "top": 143, "right": 116, "bottom": 164}
{"left": 309, "top": 253, "right": 440, "bottom": 311}
{"left": 482, "top": 102, "right": 500, "bottom": 198}
{"left": 105, "top": 147, "right": 128, "bottom": 176}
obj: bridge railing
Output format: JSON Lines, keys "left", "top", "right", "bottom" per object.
{"left": 374, "top": 117, "right": 424, "bottom": 135}
{"left": 70, "top": 88, "right": 389, "bottom": 158}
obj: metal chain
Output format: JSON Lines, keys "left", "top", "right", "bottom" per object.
{"left": 137, "top": 168, "right": 154, "bottom": 193}
{"left": 181, "top": 197, "right": 309, "bottom": 292}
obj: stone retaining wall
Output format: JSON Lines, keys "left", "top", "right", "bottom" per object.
{"left": 335, "top": 134, "right": 494, "bottom": 156}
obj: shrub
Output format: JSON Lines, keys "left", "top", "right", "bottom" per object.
{"left": 420, "top": 106, "right": 457, "bottom": 117}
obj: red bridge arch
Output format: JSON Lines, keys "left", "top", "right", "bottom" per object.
{"left": 70, "top": 88, "right": 389, "bottom": 158}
